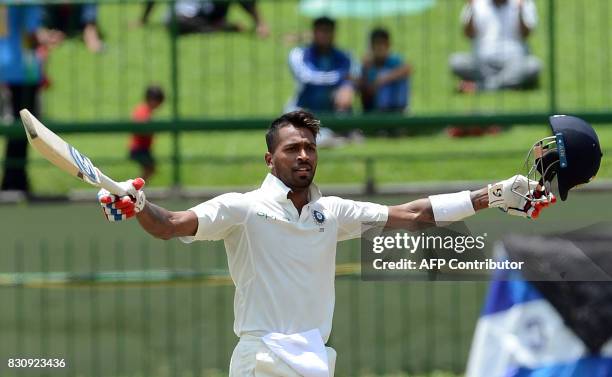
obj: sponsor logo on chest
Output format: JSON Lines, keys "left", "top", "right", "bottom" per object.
{"left": 256, "top": 211, "right": 290, "bottom": 222}
{"left": 255, "top": 208, "right": 327, "bottom": 232}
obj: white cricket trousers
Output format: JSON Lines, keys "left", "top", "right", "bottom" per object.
{"left": 229, "top": 334, "right": 336, "bottom": 377}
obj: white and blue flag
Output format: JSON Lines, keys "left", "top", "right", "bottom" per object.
{"left": 467, "top": 230, "right": 612, "bottom": 377}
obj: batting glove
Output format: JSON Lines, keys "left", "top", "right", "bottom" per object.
{"left": 488, "top": 175, "right": 556, "bottom": 219}
{"left": 97, "top": 178, "right": 146, "bottom": 222}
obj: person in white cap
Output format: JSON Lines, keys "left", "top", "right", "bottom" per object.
{"left": 97, "top": 110, "right": 553, "bottom": 376}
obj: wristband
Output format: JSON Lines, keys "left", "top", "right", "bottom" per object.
{"left": 428, "top": 191, "right": 475, "bottom": 224}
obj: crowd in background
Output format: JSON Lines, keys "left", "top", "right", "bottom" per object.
{"left": 0, "top": 0, "right": 539, "bottom": 193}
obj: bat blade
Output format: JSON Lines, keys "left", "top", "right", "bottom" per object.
{"left": 19, "top": 109, "right": 126, "bottom": 195}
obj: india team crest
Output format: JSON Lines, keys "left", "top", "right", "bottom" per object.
{"left": 312, "top": 209, "right": 326, "bottom": 225}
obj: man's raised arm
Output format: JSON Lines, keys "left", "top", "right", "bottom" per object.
{"left": 386, "top": 175, "right": 554, "bottom": 230}
{"left": 136, "top": 202, "right": 197, "bottom": 240}
{"left": 97, "top": 178, "right": 198, "bottom": 240}
{"left": 387, "top": 188, "right": 488, "bottom": 230}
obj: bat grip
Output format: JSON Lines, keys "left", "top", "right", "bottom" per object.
{"left": 98, "top": 171, "right": 128, "bottom": 196}
{"left": 532, "top": 177, "right": 554, "bottom": 203}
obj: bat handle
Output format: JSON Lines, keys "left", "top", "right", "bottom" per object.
{"left": 98, "top": 171, "right": 128, "bottom": 196}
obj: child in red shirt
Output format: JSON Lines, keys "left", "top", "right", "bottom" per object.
{"left": 129, "top": 85, "right": 165, "bottom": 181}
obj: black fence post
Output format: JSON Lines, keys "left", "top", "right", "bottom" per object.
{"left": 365, "top": 157, "right": 376, "bottom": 195}
{"left": 548, "top": 0, "right": 557, "bottom": 114}
{"left": 169, "top": 0, "right": 181, "bottom": 189}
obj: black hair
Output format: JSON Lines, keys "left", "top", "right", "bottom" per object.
{"left": 313, "top": 16, "right": 336, "bottom": 29}
{"left": 370, "top": 27, "right": 390, "bottom": 45}
{"left": 145, "top": 85, "right": 165, "bottom": 103}
{"left": 266, "top": 110, "right": 321, "bottom": 152}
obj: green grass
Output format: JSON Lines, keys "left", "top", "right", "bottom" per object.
{"left": 1, "top": 192, "right": 610, "bottom": 376}
{"left": 2, "top": 3, "right": 610, "bottom": 371}
{"left": 2, "top": 0, "right": 611, "bottom": 193}
{"left": 42, "top": 0, "right": 612, "bottom": 120}
{"left": 0, "top": 195, "right": 487, "bottom": 377}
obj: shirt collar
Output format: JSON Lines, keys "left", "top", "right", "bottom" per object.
{"left": 261, "top": 173, "right": 322, "bottom": 203}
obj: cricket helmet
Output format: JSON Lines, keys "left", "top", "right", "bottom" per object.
{"left": 522, "top": 115, "right": 602, "bottom": 202}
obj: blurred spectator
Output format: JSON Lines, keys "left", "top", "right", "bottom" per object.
{"left": 359, "top": 28, "right": 410, "bottom": 113}
{"left": 140, "top": 0, "right": 269, "bottom": 38}
{"left": 128, "top": 85, "right": 165, "bottom": 182}
{"left": 287, "top": 16, "right": 355, "bottom": 114}
{"left": 44, "top": 3, "right": 103, "bottom": 53}
{"left": 286, "top": 17, "right": 359, "bottom": 148}
{"left": 450, "top": 0, "right": 541, "bottom": 93}
{"left": 0, "top": 4, "right": 47, "bottom": 193}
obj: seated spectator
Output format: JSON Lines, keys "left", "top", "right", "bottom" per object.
{"left": 44, "top": 3, "right": 103, "bottom": 53}
{"left": 287, "top": 16, "right": 355, "bottom": 114}
{"left": 450, "top": 0, "right": 541, "bottom": 93}
{"left": 140, "top": 0, "right": 269, "bottom": 38}
{"left": 359, "top": 28, "right": 410, "bottom": 113}
{"left": 128, "top": 85, "right": 165, "bottom": 182}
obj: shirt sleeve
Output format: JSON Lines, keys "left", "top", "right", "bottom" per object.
{"left": 24, "top": 6, "right": 42, "bottom": 34}
{"left": 345, "top": 54, "right": 360, "bottom": 85}
{"left": 326, "top": 197, "right": 389, "bottom": 241}
{"left": 460, "top": 3, "right": 473, "bottom": 25}
{"left": 288, "top": 47, "right": 343, "bottom": 86}
{"left": 80, "top": 4, "right": 98, "bottom": 25}
{"left": 179, "top": 193, "right": 249, "bottom": 243}
{"left": 521, "top": 0, "right": 538, "bottom": 30}
{"left": 132, "top": 106, "right": 151, "bottom": 123}
{"left": 387, "top": 54, "right": 404, "bottom": 69}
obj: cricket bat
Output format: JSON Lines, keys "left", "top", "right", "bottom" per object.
{"left": 20, "top": 109, "right": 127, "bottom": 196}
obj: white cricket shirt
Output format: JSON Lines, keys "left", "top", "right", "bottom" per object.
{"left": 180, "top": 174, "right": 388, "bottom": 342}
{"left": 464, "top": 0, "right": 538, "bottom": 60}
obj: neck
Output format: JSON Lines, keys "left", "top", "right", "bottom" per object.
{"left": 374, "top": 57, "right": 386, "bottom": 66}
{"left": 315, "top": 45, "right": 332, "bottom": 54}
{"left": 288, "top": 188, "right": 310, "bottom": 214}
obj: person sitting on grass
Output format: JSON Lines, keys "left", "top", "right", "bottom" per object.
{"left": 287, "top": 16, "right": 355, "bottom": 114}
{"left": 359, "top": 28, "right": 411, "bottom": 113}
{"left": 140, "top": 0, "right": 269, "bottom": 38}
{"left": 128, "top": 85, "right": 165, "bottom": 183}
{"left": 287, "top": 16, "right": 358, "bottom": 147}
{"left": 449, "top": 0, "right": 541, "bottom": 93}
{"left": 43, "top": 3, "right": 104, "bottom": 53}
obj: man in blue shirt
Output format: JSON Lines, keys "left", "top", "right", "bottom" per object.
{"left": 287, "top": 17, "right": 355, "bottom": 114}
{"left": 360, "top": 28, "right": 411, "bottom": 113}
{"left": 0, "top": 4, "right": 44, "bottom": 193}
